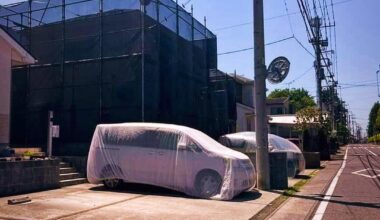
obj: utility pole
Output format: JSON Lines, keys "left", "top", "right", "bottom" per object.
{"left": 376, "top": 65, "right": 380, "bottom": 98}
{"left": 311, "top": 17, "right": 323, "bottom": 111}
{"left": 253, "top": 0, "right": 270, "bottom": 190}
{"left": 140, "top": 1, "right": 146, "bottom": 122}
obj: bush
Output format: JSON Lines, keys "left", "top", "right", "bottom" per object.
{"left": 368, "top": 134, "right": 380, "bottom": 143}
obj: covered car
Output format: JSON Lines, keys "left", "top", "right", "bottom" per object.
{"left": 87, "top": 123, "right": 256, "bottom": 200}
{"left": 219, "top": 132, "right": 305, "bottom": 177}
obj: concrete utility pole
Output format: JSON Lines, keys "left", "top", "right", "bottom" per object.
{"left": 141, "top": 1, "right": 146, "bottom": 122}
{"left": 312, "top": 17, "right": 323, "bottom": 111}
{"left": 376, "top": 65, "right": 380, "bottom": 98}
{"left": 253, "top": 0, "right": 270, "bottom": 190}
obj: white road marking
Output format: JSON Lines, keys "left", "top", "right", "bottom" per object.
{"left": 312, "top": 147, "right": 349, "bottom": 220}
{"left": 363, "top": 147, "right": 378, "bottom": 157}
{"left": 352, "top": 168, "right": 380, "bottom": 178}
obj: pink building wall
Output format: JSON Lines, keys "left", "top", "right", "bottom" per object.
{"left": 0, "top": 36, "right": 12, "bottom": 144}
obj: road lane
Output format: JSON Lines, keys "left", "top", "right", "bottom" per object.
{"left": 321, "top": 144, "right": 380, "bottom": 220}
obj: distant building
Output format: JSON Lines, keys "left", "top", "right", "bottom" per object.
{"left": 268, "top": 114, "right": 299, "bottom": 139}
{"left": 0, "top": 27, "right": 35, "bottom": 146}
{"left": 233, "top": 74, "right": 255, "bottom": 132}
{"left": 266, "top": 97, "right": 299, "bottom": 140}
{"left": 266, "top": 97, "right": 290, "bottom": 115}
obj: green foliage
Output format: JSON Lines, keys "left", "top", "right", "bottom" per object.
{"left": 268, "top": 88, "right": 316, "bottom": 113}
{"left": 23, "top": 151, "right": 35, "bottom": 157}
{"left": 368, "top": 134, "right": 380, "bottom": 143}
{"left": 367, "top": 102, "right": 380, "bottom": 137}
{"left": 295, "top": 107, "right": 327, "bottom": 131}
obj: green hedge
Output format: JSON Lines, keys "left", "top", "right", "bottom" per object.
{"left": 368, "top": 134, "right": 380, "bottom": 143}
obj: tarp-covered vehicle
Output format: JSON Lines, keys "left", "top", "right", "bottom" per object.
{"left": 219, "top": 132, "right": 305, "bottom": 177}
{"left": 87, "top": 123, "right": 256, "bottom": 200}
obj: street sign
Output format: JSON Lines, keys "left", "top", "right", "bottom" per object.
{"left": 267, "top": 56, "right": 290, "bottom": 84}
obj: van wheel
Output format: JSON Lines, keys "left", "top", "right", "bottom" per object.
{"left": 101, "top": 165, "right": 123, "bottom": 189}
{"left": 195, "top": 170, "right": 222, "bottom": 198}
{"left": 103, "top": 178, "right": 122, "bottom": 189}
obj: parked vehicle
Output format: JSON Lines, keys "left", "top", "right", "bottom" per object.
{"left": 87, "top": 123, "right": 256, "bottom": 200}
{"left": 219, "top": 132, "right": 305, "bottom": 177}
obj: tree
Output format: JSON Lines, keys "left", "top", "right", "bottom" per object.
{"left": 295, "top": 107, "right": 328, "bottom": 151}
{"left": 295, "top": 107, "right": 325, "bottom": 131}
{"left": 367, "top": 102, "right": 380, "bottom": 137}
{"left": 268, "top": 88, "right": 316, "bottom": 113}
{"left": 374, "top": 108, "right": 380, "bottom": 135}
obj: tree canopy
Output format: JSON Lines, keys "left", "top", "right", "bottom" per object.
{"left": 268, "top": 88, "right": 316, "bottom": 112}
{"left": 367, "top": 102, "right": 380, "bottom": 137}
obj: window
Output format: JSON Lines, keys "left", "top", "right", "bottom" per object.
{"left": 187, "top": 140, "right": 203, "bottom": 153}
{"left": 156, "top": 131, "right": 180, "bottom": 151}
{"left": 103, "top": 128, "right": 157, "bottom": 149}
{"left": 270, "top": 107, "right": 284, "bottom": 115}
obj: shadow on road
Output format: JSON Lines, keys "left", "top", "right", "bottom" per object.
{"left": 295, "top": 175, "right": 311, "bottom": 180}
{"left": 270, "top": 190, "right": 380, "bottom": 209}
{"left": 89, "top": 183, "right": 262, "bottom": 202}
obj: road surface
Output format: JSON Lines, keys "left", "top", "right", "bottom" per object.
{"left": 317, "top": 144, "right": 380, "bottom": 220}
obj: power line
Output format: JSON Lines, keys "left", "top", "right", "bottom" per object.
{"left": 217, "top": 36, "right": 294, "bottom": 56}
{"left": 212, "top": 0, "right": 352, "bottom": 33}
{"left": 287, "top": 65, "right": 314, "bottom": 84}
{"left": 294, "top": 36, "right": 315, "bottom": 57}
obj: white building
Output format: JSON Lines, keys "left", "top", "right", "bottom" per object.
{"left": 232, "top": 74, "right": 255, "bottom": 132}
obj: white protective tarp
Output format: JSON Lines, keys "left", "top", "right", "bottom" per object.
{"left": 87, "top": 123, "right": 256, "bottom": 200}
{"left": 219, "top": 132, "right": 305, "bottom": 177}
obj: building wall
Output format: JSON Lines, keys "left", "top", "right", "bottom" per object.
{"left": 242, "top": 84, "right": 254, "bottom": 107}
{"left": 236, "top": 103, "right": 255, "bottom": 132}
{"left": 6, "top": 5, "right": 222, "bottom": 155}
{"left": 0, "top": 37, "right": 12, "bottom": 145}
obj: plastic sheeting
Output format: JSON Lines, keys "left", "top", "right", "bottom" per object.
{"left": 219, "top": 132, "right": 305, "bottom": 177}
{"left": 87, "top": 123, "right": 256, "bottom": 200}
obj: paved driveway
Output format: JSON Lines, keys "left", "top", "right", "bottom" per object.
{"left": 0, "top": 183, "right": 278, "bottom": 220}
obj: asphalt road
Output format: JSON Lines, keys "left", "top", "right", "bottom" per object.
{"left": 321, "top": 144, "right": 380, "bottom": 220}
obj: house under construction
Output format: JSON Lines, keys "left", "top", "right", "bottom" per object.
{"left": 0, "top": 0, "right": 236, "bottom": 155}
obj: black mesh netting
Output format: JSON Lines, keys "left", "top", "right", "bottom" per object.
{"left": 1, "top": 0, "right": 236, "bottom": 155}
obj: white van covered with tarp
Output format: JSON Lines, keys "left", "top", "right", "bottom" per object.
{"left": 219, "top": 132, "right": 305, "bottom": 177}
{"left": 87, "top": 123, "right": 256, "bottom": 200}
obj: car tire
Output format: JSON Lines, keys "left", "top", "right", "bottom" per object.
{"left": 195, "top": 170, "right": 222, "bottom": 198}
{"left": 103, "top": 178, "right": 122, "bottom": 189}
{"left": 101, "top": 165, "right": 123, "bottom": 189}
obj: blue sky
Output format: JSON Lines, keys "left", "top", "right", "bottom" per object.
{"left": 1, "top": 0, "right": 379, "bottom": 136}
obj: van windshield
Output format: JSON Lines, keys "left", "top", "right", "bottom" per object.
{"left": 186, "top": 128, "right": 246, "bottom": 159}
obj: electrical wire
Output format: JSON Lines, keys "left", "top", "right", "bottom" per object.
{"left": 217, "top": 36, "right": 294, "bottom": 56}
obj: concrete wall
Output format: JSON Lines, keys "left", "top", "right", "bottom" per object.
{"left": 0, "top": 159, "right": 60, "bottom": 196}
{"left": 0, "top": 37, "right": 12, "bottom": 145}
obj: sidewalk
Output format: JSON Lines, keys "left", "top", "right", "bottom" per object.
{"left": 266, "top": 147, "right": 346, "bottom": 220}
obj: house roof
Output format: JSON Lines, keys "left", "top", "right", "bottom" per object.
{"left": 0, "top": 26, "right": 36, "bottom": 66}
{"left": 229, "top": 74, "right": 254, "bottom": 85}
{"left": 267, "top": 97, "right": 289, "bottom": 105}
